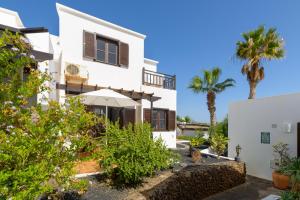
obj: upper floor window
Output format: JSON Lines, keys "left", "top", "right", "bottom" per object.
{"left": 96, "top": 37, "right": 118, "bottom": 65}
{"left": 83, "top": 31, "right": 129, "bottom": 67}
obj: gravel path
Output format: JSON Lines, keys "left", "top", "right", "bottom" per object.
{"left": 81, "top": 176, "right": 129, "bottom": 200}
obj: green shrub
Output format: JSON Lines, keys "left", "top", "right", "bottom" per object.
{"left": 0, "top": 30, "right": 98, "bottom": 199}
{"left": 100, "top": 122, "right": 179, "bottom": 186}
{"left": 178, "top": 131, "right": 207, "bottom": 147}
{"left": 210, "top": 133, "right": 229, "bottom": 158}
{"left": 215, "top": 116, "right": 228, "bottom": 137}
{"left": 190, "top": 137, "right": 205, "bottom": 147}
{"left": 280, "top": 191, "right": 300, "bottom": 200}
{"left": 281, "top": 158, "right": 300, "bottom": 192}
{"left": 177, "top": 135, "right": 194, "bottom": 141}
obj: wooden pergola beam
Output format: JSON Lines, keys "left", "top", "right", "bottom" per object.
{"left": 56, "top": 83, "right": 161, "bottom": 102}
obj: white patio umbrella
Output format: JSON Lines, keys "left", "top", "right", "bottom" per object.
{"left": 80, "top": 88, "right": 139, "bottom": 144}
{"left": 80, "top": 88, "right": 139, "bottom": 118}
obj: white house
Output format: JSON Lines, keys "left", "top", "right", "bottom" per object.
{"left": 0, "top": 3, "right": 177, "bottom": 148}
{"left": 228, "top": 93, "right": 300, "bottom": 180}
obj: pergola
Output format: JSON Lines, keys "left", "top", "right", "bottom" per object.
{"left": 56, "top": 82, "right": 161, "bottom": 123}
{"left": 56, "top": 82, "right": 161, "bottom": 102}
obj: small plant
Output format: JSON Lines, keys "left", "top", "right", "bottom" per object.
{"left": 100, "top": 122, "right": 179, "bottom": 186}
{"left": 272, "top": 142, "right": 290, "bottom": 171}
{"left": 177, "top": 135, "right": 194, "bottom": 141}
{"left": 281, "top": 158, "right": 300, "bottom": 192}
{"left": 190, "top": 137, "right": 205, "bottom": 147}
{"left": 210, "top": 133, "right": 229, "bottom": 158}
{"left": 280, "top": 191, "right": 300, "bottom": 200}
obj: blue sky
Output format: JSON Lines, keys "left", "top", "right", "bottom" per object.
{"left": 1, "top": 0, "right": 300, "bottom": 122}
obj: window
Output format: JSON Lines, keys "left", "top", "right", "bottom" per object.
{"left": 96, "top": 37, "right": 118, "bottom": 65}
{"left": 152, "top": 109, "right": 167, "bottom": 131}
{"left": 83, "top": 31, "right": 129, "bottom": 67}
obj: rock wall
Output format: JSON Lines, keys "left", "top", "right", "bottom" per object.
{"left": 140, "top": 161, "right": 246, "bottom": 200}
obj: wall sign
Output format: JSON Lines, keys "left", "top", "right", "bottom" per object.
{"left": 261, "top": 132, "right": 270, "bottom": 144}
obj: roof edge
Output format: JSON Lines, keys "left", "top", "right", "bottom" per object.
{"left": 229, "top": 91, "right": 300, "bottom": 106}
{"left": 56, "top": 3, "right": 146, "bottom": 39}
{"left": 0, "top": 7, "right": 24, "bottom": 28}
{"left": 144, "top": 58, "right": 159, "bottom": 65}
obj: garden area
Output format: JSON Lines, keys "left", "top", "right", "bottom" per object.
{"left": 1, "top": 27, "right": 299, "bottom": 200}
{"left": 0, "top": 30, "right": 247, "bottom": 200}
{"left": 0, "top": 30, "right": 180, "bottom": 199}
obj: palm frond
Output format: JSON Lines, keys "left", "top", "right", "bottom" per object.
{"left": 203, "top": 70, "right": 212, "bottom": 86}
{"left": 214, "top": 78, "right": 236, "bottom": 93}
{"left": 188, "top": 76, "right": 204, "bottom": 93}
{"left": 211, "top": 67, "right": 221, "bottom": 84}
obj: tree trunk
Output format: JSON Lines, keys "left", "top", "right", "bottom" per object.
{"left": 248, "top": 81, "right": 257, "bottom": 99}
{"left": 207, "top": 92, "right": 216, "bottom": 128}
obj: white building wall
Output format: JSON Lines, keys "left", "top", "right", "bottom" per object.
{"left": 144, "top": 58, "right": 158, "bottom": 72}
{"left": 141, "top": 85, "right": 177, "bottom": 148}
{"left": 26, "top": 32, "right": 50, "bottom": 53}
{"left": 228, "top": 93, "right": 299, "bottom": 180}
{"left": 0, "top": 7, "right": 23, "bottom": 28}
{"left": 57, "top": 5, "right": 145, "bottom": 91}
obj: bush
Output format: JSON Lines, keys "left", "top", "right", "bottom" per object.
{"left": 0, "top": 30, "right": 98, "bottom": 199}
{"left": 280, "top": 191, "right": 300, "bottom": 200}
{"left": 178, "top": 131, "right": 207, "bottom": 147}
{"left": 177, "top": 135, "right": 194, "bottom": 141}
{"left": 215, "top": 116, "right": 228, "bottom": 137}
{"left": 100, "top": 122, "right": 179, "bottom": 186}
{"left": 210, "top": 133, "right": 229, "bottom": 158}
{"left": 281, "top": 158, "right": 300, "bottom": 192}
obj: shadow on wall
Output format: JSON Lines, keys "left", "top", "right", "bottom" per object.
{"left": 141, "top": 161, "right": 246, "bottom": 200}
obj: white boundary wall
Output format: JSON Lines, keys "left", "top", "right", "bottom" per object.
{"left": 228, "top": 93, "right": 299, "bottom": 180}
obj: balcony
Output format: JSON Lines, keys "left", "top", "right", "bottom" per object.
{"left": 142, "top": 68, "right": 176, "bottom": 90}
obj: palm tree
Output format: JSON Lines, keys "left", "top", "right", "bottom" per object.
{"left": 236, "top": 26, "right": 284, "bottom": 99}
{"left": 188, "top": 67, "right": 235, "bottom": 128}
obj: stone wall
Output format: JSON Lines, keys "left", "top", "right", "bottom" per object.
{"left": 126, "top": 161, "right": 246, "bottom": 200}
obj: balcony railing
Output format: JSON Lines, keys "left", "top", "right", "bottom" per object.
{"left": 142, "top": 68, "right": 176, "bottom": 90}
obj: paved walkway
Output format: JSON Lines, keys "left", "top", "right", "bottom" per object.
{"left": 205, "top": 176, "right": 282, "bottom": 200}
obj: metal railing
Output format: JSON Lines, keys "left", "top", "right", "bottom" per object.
{"left": 142, "top": 68, "right": 176, "bottom": 90}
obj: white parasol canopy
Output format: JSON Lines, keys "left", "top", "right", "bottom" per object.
{"left": 80, "top": 88, "right": 139, "bottom": 108}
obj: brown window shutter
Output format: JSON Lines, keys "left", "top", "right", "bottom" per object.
{"left": 143, "top": 108, "right": 151, "bottom": 123}
{"left": 168, "top": 110, "right": 176, "bottom": 131}
{"left": 123, "top": 108, "right": 135, "bottom": 127}
{"left": 119, "top": 42, "right": 129, "bottom": 66}
{"left": 83, "top": 31, "right": 96, "bottom": 59}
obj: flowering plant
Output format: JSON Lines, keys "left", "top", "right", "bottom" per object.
{"left": 0, "top": 30, "right": 99, "bottom": 199}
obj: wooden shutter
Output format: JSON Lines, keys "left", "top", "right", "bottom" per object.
{"left": 119, "top": 42, "right": 129, "bottom": 66}
{"left": 83, "top": 31, "right": 96, "bottom": 59}
{"left": 168, "top": 110, "right": 176, "bottom": 131}
{"left": 143, "top": 108, "right": 151, "bottom": 123}
{"left": 123, "top": 108, "right": 135, "bottom": 127}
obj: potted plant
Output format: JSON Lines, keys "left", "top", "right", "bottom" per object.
{"left": 189, "top": 137, "right": 205, "bottom": 156}
{"left": 272, "top": 142, "right": 291, "bottom": 190}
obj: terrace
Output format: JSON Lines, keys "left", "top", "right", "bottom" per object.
{"left": 142, "top": 68, "right": 176, "bottom": 90}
